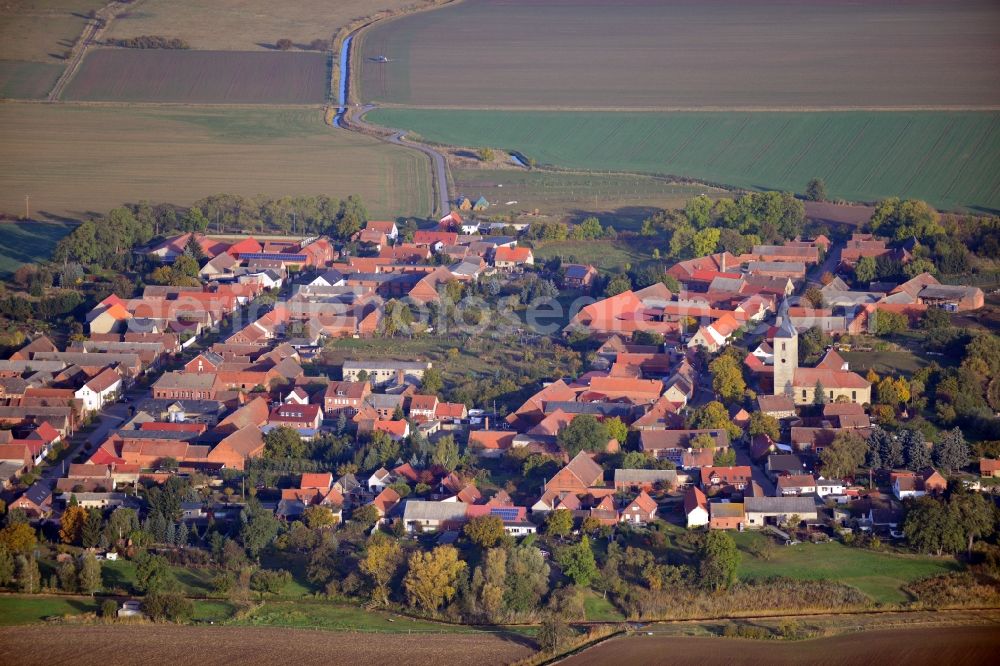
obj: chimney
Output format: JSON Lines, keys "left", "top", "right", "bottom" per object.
{"left": 396, "top": 368, "right": 405, "bottom": 385}
{"left": 720, "top": 252, "right": 726, "bottom": 273}
{"left": 484, "top": 416, "right": 490, "bottom": 430}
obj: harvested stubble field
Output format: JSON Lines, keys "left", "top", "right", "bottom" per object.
{"left": 105, "top": 0, "right": 425, "bottom": 52}
{"left": 0, "top": 625, "right": 536, "bottom": 666}
{"left": 62, "top": 49, "right": 328, "bottom": 104}
{"left": 0, "top": 104, "right": 432, "bottom": 221}
{"left": 0, "top": 0, "right": 105, "bottom": 98}
{"left": 563, "top": 626, "right": 1000, "bottom": 666}
{"left": 359, "top": 0, "right": 1000, "bottom": 109}
{"left": 453, "top": 168, "right": 725, "bottom": 228}
{"left": 372, "top": 109, "right": 1000, "bottom": 212}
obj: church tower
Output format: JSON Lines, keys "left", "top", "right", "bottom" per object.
{"left": 773, "top": 300, "right": 798, "bottom": 398}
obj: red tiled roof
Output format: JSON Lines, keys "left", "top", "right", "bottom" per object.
{"left": 684, "top": 485, "right": 707, "bottom": 514}
{"left": 469, "top": 430, "right": 515, "bottom": 450}
{"left": 494, "top": 246, "right": 532, "bottom": 263}
{"left": 627, "top": 490, "right": 658, "bottom": 514}
{"left": 794, "top": 368, "right": 870, "bottom": 389}
{"left": 300, "top": 472, "right": 333, "bottom": 490}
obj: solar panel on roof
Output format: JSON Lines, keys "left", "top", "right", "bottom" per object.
{"left": 491, "top": 507, "right": 519, "bottom": 521}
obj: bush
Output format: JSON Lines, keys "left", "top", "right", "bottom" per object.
{"left": 721, "top": 622, "right": 773, "bottom": 640}
{"left": 142, "top": 591, "right": 194, "bottom": 622}
{"left": 903, "top": 573, "right": 1000, "bottom": 608}
{"left": 101, "top": 599, "right": 118, "bottom": 619}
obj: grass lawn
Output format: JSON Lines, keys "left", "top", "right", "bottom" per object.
{"left": 452, "top": 168, "right": 724, "bottom": 229}
{"left": 0, "top": 595, "right": 99, "bottom": 626}
{"left": 258, "top": 551, "right": 313, "bottom": 598}
{"left": 100, "top": 560, "right": 217, "bottom": 597}
{"left": 733, "top": 533, "right": 960, "bottom": 605}
{"left": 235, "top": 599, "right": 481, "bottom": 633}
{"left": 582, "top": 589, "right": 625, "bottom": 622}
{"left": 531, "top": 238, "right": 655, "bottom": 274}
{"left": 192, "top": 599, "right": 237, "bottom": 622}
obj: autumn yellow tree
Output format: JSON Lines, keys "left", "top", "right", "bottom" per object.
{"left": 404, "top": 545, "right": 466, "bottom": 612}
{"left": 0, "top": 523, "right": 37, "bottom": 554}
{"left": 60, "top": 505, "right": 88, "bottom": 545}
{"left": 358, "top": 532, "right": 402, "bottom": 606}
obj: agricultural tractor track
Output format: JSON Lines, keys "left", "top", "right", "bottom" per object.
{"left": 47, "top": 1, "right": 128, "bottom": 102}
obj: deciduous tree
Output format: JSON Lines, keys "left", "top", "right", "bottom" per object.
{"left": 819, "top": 430, "right": 867, "bottom": 478}
{"left": 404, "top": 545, "right": 466, "bottom": 612}
{"left": 464, "top": 515, "right": 506, "bottom": 549}
{"left": 545, "top": 509, "right": 573, "bottom": 539}
{"left": 359, "top": 532, "right": 402, "bottom": 605}
{"left": 556, "top": 535, "right": 598, "bottom": 586}
{"left": 557, "top": 414, "right": 610, "bottom": 457}
{"left": 699, "top": 531, "right": 739, "bottom": 590}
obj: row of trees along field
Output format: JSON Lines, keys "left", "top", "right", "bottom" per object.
{"left": 52, "top": 194, "right": 371, "bottom": 270}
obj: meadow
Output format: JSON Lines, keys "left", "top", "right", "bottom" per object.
{"left": 0, "top": 220, "right": 77, "bottom": 278}
{"left": 732, "top": 533, "right": 958, "bottom": 605}
{"left": 358, "top": 0, "right": 1000, "bottom": 109}
{"left": 453, "top": 168, "right": 725, "bottom": 227}
{"left": 531, "top": 239, "right": 654, "bottom": 273}
{"left": 0, "top": 103, "right": 432, "bottom": 221}
{"left": 63, "top": 50, "right": 328, "bottom": 104}
{"left": 371, "top": 109, "right": 1000, "bottom": 212}
{"left": 105, "top": 0, "right": 426, "bottom": 52}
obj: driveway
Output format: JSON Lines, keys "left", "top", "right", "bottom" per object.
{"left": 735, "top": 440, "right": 776, "bottom": 495}
{"left": 807, "top": 242, "right": 841, "bottom": 287}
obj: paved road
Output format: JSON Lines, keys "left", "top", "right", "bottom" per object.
{"left": 388, "top": 131, "right": 450, "bottom": 216}
{"left": 807, "top": 241, "right": 842, "bottom": 287}
{"left": 335, "top": 26, "right": 450, "bottom": 217}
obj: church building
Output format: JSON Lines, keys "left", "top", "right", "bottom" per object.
{"left": 773, "top": 301, "right": 871, "bottom": 405}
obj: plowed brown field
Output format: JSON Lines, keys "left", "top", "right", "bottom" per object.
{"left": 0, "top": 625, "right": 535, "bottom": 666}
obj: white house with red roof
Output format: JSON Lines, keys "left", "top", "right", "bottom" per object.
{"left": 74, "top": 367, "right": 122, "bottom": 413}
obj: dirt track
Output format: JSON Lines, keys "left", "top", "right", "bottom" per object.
{"left": 0, "top": 625, "right": 535, "bottom": 666}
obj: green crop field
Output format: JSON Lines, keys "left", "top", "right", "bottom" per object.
{"left": 453, "top": 168, "right": 725, "bottom": 228}
{"left": 359, "top": 0, "right": 1000, "bottom": 109}
{"left": 733, "top": 533, "right": 959, "bottom": 605}
{"left": 0, "top": 103, "right": 432, "bottom": 222}
{"left": 0, "top": 220, "right": 77, "bottom": 278}
{"left": 372, "top": 109, "right": 1000, "bottom": 212}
